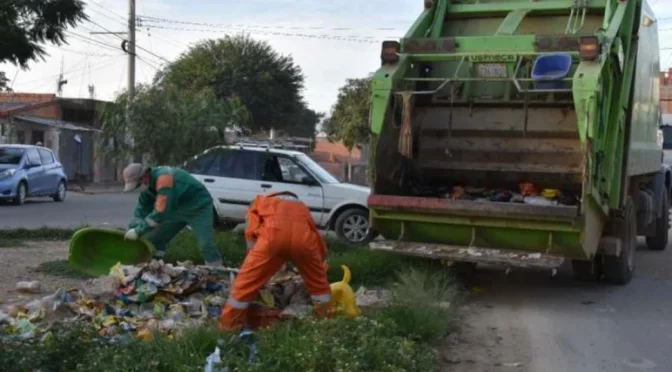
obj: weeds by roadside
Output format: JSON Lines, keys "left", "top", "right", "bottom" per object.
{"left": 35, "top": 259, "right": 91, "bottom": 279}
{"left": 1, "top": 227, "right": 460, "bottom": 371}
{"left": 0, "top": 227, "right": 83, "bottom": 241}
{"left": 0, "top": 269, "right": 457, "bottom": 372}
{"left": 0, "top": 239, "right": 26, "bottom": 248}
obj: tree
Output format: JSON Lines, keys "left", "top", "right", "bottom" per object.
{"left": 279, "top": 104, "right": 324, "bottom": 139}
{"left": 0, "top": 72, "right": 10, "bottom": 92}
{"left": 99, "top": 84, "right": 249, "bottom": 165}
{"left": 0, "top": 0, "right": 87, "bottom": 67}
{"left": 159, "top": 34, "right": 305, "bottom": 134}
{"left": 323, "top": 77, "right": 372, "bottom": 151}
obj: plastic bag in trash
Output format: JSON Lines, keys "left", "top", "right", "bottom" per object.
{"left": 523, "top": 196, "right": 558, "bottom": 206}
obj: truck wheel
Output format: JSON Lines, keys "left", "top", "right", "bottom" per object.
{"left": 572, "top": 257, "right": 602, "bottom": 281}
{"left": 645, "top": 192, "right": 669, "bottom": 251}
{"left": 603, "top": 198, "right": 636, "bottom": 285}
{"left": 334, "top": 208, "right": 377, "bottom": 245}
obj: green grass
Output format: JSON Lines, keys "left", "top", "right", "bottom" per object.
{"left": 0, "top": 227, "right": 83, "bottom": 241}
{"left": 35, "top": 259, "right": 91, "bottom": 279}
{"left": 1, "top": 228, "right": 460, "bottom": 370}
{"left": 2, "top": 227, "right": 442, "bottom": 288}
{"left": 165, "top": 230, "right": 439, "bottom": 287}
{"left": 0, "top": 239, "right": 26, "bottom": 248}
{"left": 0, "top": 269, "right": 457, "bottom": 372}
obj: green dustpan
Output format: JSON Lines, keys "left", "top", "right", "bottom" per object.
{"left": 69, "top": 227, "right": 154, "bottom": 277}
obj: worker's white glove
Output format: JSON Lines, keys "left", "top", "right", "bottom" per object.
{"left": 124, "top": 228, "right": 139, "bottom": 241}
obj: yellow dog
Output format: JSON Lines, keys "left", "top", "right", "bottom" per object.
{"left": 330, "top": 265, "right": 361, "bottom": 318}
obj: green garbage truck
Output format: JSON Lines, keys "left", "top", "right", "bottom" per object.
{"left": 367, "top": 0, "right": 669, "bottom": 284}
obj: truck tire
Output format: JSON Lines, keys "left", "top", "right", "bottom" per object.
{"left": 645, "top": 191, "right": 669, "bottom": 251}
{"left": 603, "top": 198, "right": 636, "bottom": 285}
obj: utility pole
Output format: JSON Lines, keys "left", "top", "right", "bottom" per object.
{"left": 128, "top": 0, "right": 136, "bottom": 101}
{"left": 88, "top": 0, "right": 136, "bottom": 163}
{"left": 127, "top": 0, "right": 138, "bottom": 163}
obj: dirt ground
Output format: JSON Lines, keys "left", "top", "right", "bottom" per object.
{"left": 0, "top": 241, "right": 85, "bottom": 305}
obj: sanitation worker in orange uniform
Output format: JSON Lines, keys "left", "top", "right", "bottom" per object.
{"left": 219, "top": 191, "right": 333, "bottom": 331}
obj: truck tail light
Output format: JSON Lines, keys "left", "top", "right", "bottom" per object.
{"left": 381, "top": 41, "right": 400, "bottom": 64}
{"left": 579, "top": 36, "right": 600, "bottom": 61}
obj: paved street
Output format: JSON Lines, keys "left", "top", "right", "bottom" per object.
{"left": 444, "top": 240, "right": 672, "bottom": 372}
{"left": 0, "top": 192, "right": 136, "bottom": 229}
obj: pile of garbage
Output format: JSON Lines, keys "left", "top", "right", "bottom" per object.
{"left": 0, "top": 260, "right": 311, "bottom": 342}
{"left": 445, "top": 182, "right": 578, "bottom": 206}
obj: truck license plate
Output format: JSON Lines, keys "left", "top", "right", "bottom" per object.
{"left": 477, "top": 63, "right": 507, "bottom": 78}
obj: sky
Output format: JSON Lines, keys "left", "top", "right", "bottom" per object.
{"left": 1, "top": 0, "right": 671, "bottom": 115}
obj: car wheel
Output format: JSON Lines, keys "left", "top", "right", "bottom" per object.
{"left": 334, "top": 208, "right": 377, "bottom": 245}
{"left": 13, "top": 182, "right": 27, "bottom": 206}
{"left": 53, "top": 181, "right": 67, "bottom": 202}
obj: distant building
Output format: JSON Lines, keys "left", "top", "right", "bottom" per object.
{"left": 0, "top": 93, "right": 119, "bottom": 183}
{"left": 660, "top": 69, "right": 672, "bottom": 114}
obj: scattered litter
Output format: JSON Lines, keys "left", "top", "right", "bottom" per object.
{"left": 501, "top": 362, "right": 524, "bottom": 367}
{"left": 15, "top": 281, "right": 41, "bottom": 293}
{"left": 443, "top": 182, "right": 576, "bottom": 206}
{"left": 519, "top": 183, "right": 538, "bottom": 196}
{"left": 523, "top": 196, "right": 558, "bottom": 206}
{"left": 355, "top": 286, "right": 391, "bottom": 308}
{"left": 541, "top": 189, "right": 562, "bottom": 199}
{"left": 1, "top": 260, "right": 312, "bottom": 341}
{"left": 204, "top": 346, "right": 224, "bottom": 372}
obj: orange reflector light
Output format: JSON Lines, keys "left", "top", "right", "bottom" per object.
{"left": 381, "top": 41, "right": 400, "bottom": 64}
{"left": 579, "top": 36, "right": 600, "bottom": 61}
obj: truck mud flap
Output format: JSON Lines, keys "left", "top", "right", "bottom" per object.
{"left": 370, "top": 240, "right": 566, "bottom": 269}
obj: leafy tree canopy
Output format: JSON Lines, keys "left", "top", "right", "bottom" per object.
{"left": 159, "top": 34, "right": 305, "bottom": 134}
{"left": 322, "top": 77, "right": 372, "bottom": 151}
{"left": 0, "top": 0, "right": 87, "bottom": 67}
{"left": 99, "top": 85, "right": 249, "bottom": 166}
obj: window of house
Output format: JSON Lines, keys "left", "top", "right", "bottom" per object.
{"left": 16, "top": 131, "right": 25, "bottom": 144}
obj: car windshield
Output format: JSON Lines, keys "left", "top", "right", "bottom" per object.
{"left": 294, "top": 154, "right": 339, "bottom": 184}
{"left": 0, "top": 148, "right": 24, "bottom": 165}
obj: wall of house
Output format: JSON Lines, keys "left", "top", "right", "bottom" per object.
{"left": 58, "top": 130, "right": 94, "bottom": 181}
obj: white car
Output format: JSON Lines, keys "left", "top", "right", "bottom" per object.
{"left": 183, "top": 145, "right": 376, "bottom": 244}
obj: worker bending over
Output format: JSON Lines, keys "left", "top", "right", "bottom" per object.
{"left": 121, "top": 163, "right": 222, "bottom": 266}
{"left": 220, "top": 191, "right": 332, "bottom": 331}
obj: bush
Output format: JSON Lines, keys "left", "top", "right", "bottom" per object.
{"left": 379, "top": 269, "right": 459, "bottom": 343}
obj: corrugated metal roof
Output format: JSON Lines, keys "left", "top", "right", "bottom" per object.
{"left": 14, "top": 115, "right": 99, "bottom": 132}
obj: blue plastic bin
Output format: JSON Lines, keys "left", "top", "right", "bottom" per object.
{"left": 531, "top": 53, "right": 572, "bottom": 90}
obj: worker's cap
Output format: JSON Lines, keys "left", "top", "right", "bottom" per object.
{"left": 122, "top": 163, "right": 149, "bottom": 192}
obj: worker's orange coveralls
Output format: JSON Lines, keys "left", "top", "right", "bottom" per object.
{"left": 219, "top": 192, "right": 332, "bottom": 331}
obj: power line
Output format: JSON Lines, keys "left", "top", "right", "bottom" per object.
{"left": 142, "top": 24, "right": 383, "bottom": 44}
{"left": 86, "top": 18, "right": 171, "bottom": 63}
{"left": 88, "top": 0, "right": 128, "bottom": 23}
{"left": 137, "top": 15, "right": 404, "bottom": 32}
{"left": 65, "top": 31, "right": 123, "bottom": 53}
{"left": 16, "top": 55, "right": 124, "bottom": 88}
